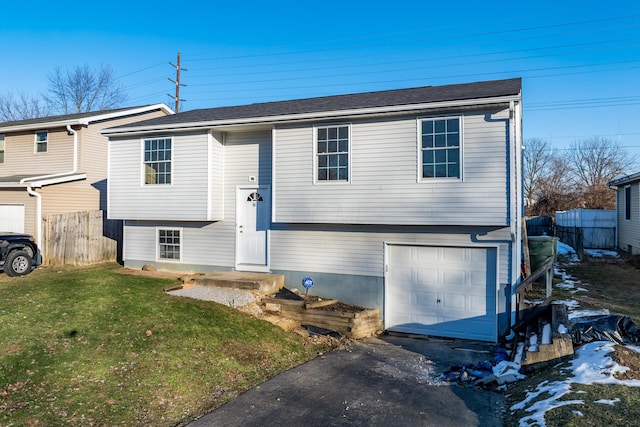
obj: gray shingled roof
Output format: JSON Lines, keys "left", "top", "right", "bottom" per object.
{"left": 0, "top": 105, "right": 161, "bottom": 127}
{"left": 110, "top": 78, "right": 521, "bottom": 129}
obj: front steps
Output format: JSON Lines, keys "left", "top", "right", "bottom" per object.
{"left": 191, "top": 271, "right": 284, "bottom": 296}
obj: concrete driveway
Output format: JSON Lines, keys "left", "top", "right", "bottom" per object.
{"left": 188, "top": 335, "right": 504, "bottom": 426}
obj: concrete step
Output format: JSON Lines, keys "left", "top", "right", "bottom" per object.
{"left": 193, "top": 272, "right": 284, "bottom": 296}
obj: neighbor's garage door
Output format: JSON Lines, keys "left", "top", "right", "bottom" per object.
{"left": 0, "top": 204, "right": 25, "bottom": 233}
{"left": 385, "top": 244, "right": 498, "bottom": 342}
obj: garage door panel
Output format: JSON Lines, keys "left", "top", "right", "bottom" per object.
{"left": 386, "top": 244, "right": 498, "bottom": 342}
{"left": 416, "top": 268, "right": 438, "bottom": 285}
{"left": 415, "top": 291, "right": 438, "bottom": 308}
{"left": 0, "top": 205, "right": 25, "bottom": 233}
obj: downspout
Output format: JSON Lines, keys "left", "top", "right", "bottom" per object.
{"left": 19, "top": 124, "right": 80, "bottom": 249}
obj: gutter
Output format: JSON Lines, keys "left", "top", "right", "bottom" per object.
{"left": 19, "top": 124, "right": 80, "bottom": 248}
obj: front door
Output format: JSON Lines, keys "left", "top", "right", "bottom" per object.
{"left": 236, "top": 187, "right": 270, "bottom": 271}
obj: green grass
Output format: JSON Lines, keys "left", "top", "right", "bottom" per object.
{"left": 0, "top": 264, "right": 328, "bottom": 426}
{"left": 504, "top": 256, "right": 640, "bottom": 427}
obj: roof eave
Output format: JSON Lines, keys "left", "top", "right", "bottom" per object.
{"left": 609, "top": 171, "right": 640, "bottom": 187}
{"left": 0, "top": 173, "right": 87, "bottom": 188}
{"left": 0, "top": 104, "right": 174, "bottom": 133}
{"left": 101, "top": 94, "right": 521, "bottom": 136}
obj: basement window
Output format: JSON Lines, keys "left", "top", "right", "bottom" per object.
{"left": 158, "top": 228, "right": 181, "bottom": 261}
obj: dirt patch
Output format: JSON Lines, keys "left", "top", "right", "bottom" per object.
{"left": 302, "top": 295, "right": 367, "bottom": 313}
{"left": 115, "top": 267, "right": 199, "bottom": 282}
{"left": 612, "top": 345, "right": 640, "bottom": 380}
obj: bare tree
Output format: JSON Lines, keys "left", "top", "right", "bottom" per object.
{"left": 566, "top": 137, "right": 636, "bottom": 209}
{"left": 44, "top": 64, "right": 127, "bottom": 114}
{"left": 523, "top": 138, "right": 553, "bottom": 213}
{"left": 530, "top": 155, "right": 579, "bottom": 216}
{"left": 0, "top": 91, "right": 51, "bottom": 121}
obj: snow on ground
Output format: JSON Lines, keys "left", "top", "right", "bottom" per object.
{"left": 585, "top": 249, "right": 619, "bottom": 258}
{"left": 512, "top": 258, "right": 639, "bottom": 426}
{"left": 512, "top": 342, "right": 640, "bottom": 427}
{"left": 557, "top": 242, "right": 579, "bottom": 263}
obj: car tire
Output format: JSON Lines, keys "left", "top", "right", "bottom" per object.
{"left": 5, "top": 250, "right": 33, "bottom": 277}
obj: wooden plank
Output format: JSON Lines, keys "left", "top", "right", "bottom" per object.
{"left": 522, "top": 217, "right": 531, "bottom": 278}
{"left": 515, "top": 258, "right": 554, "bottom": 294}
{"left": 305, "top": 299, "right": 339, "bottom": 309}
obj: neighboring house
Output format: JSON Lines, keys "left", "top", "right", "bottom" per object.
{"left": 609, "top": 173, "right": 640, "bottom": 254}
{"left": 0, "top": 105, "right": 174, "bottom": 257}
{"left": 104, "top": 78, "right": 523, "bottom": 342}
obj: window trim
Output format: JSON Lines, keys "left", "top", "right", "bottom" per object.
{"left": 313, "top": 124, "right": 351, "bottom": 184}
{"left": 35, "top": 130, "right": 48, "bottom": 154}
{"left": 142, "top": 136, "right": 173, "bottom": 186}
{"left": 417, "top": 116, "right": 463, "bottom": 182}
{"left": 0, "top": 134, "right": 5, "bottom": 164}
{"left": 156, "top": 227, "right": 182, "bottom": 262}
{"left": 625, "top": 185, "right": 632, "bottom": 221}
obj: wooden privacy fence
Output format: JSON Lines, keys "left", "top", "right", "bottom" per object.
{"left": 42, "top": 210, "right": 123, "bottom": 266}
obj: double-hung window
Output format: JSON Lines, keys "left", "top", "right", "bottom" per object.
{"left": 317, "top": 125, "right": 349, "bottom": 182}
{"left": 158, "top": 228, "right": 181, "bottom": 261}
{"left": 420, "top": 117, "right": 461, "bottom": 179}
{"left": 35, "top": 131, "right": 48, "bottom": 153}
{"left": 0, "top": 135, "right": 5, "bottom": 163}
{"left": 144, "top": 137, "right": 172, "bottom": 185}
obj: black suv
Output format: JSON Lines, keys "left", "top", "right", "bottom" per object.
{"left": 0, "top": 233, "right": 39, "bottom": 276}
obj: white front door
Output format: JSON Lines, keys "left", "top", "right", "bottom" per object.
{"left": 236, "top": 187, "right": 270, "bottom": 271}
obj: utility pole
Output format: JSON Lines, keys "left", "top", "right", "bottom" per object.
{"left": 168, "top": 52, "right": 186, "bottom": 112}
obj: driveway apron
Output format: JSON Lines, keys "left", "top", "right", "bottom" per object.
{"left": 188, "top": 336, "right": 504, "bottom": 426}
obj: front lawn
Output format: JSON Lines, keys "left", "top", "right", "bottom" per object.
{"left": 0, "top": 264, "right": 328, "bottom": 426}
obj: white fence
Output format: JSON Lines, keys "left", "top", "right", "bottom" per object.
{"left": 555, "top": 209, "right": 616, "bottom": 249}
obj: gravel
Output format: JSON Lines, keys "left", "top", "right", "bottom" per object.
{"left": 167, "top": 285, "right": 258, "bottom": 308}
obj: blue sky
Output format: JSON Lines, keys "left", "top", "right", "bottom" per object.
{"left": 3, "top": 1, "right": 640, "bottom": 166}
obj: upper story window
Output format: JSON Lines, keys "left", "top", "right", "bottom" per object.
{"left": 420, "top": 117, "right": 461, "bottom": 179}
{"left": 144, "top": 137, "right": 172, "bottom": 185}
{"left": 316, "top": 125, "right": 349, "bottom": 182}
{"left": 35, "top": 131, "right": 48, "bottom": 153}
{"left": 0, "top": 135, "right": 4, "bottom": 163}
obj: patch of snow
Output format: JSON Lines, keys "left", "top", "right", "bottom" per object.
{"left": 572, "top": 410, "right": 583, "bottom": 416}
{"left": 557, "top": 242, "right": 576, "bottom": 256}
{"left": 555, "top": 299, "right": 580, "bottom": 310}
{"left": 568, "top": 308, "right": 610, "bottom": 320}
{"left": 585, "top": 249, "right": 619, "bottom": 258}
{"left": 557, "top": 242, "right": 580, "bottom": 262}
{"left": 512, "top": 342, "right": 640, "bottom": 426}
{"left": 594, "top": 398, "right": 620, "bottom": 406}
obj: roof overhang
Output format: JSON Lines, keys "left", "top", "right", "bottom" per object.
{"left": 0, "top": 173, "right": 87, "bottom": 188}
{"left": 608, "top": 172, "right": 640, "bottom": 188}
{"left": 0, "top": 104, "right": 173, "bottom": 133}
{"left": 101, "top": 95, "right": 521, "bottom": 137}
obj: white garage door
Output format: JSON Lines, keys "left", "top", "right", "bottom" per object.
{"left": 0, "top": 204, "right": 25, "bottom": 233}
{"left": 385, "top": 244, "right": 498, "bottom": 342}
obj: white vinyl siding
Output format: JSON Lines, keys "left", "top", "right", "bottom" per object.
{"left": 122, "top": 130, "right": 272, "bottom": 267}
{"left": 618, "top": 183, "right": 640, "bottom": 254}
{"left": 109, "top": 132, "right": 213, "bottom": 221}
{"left": 273, "top": 109, "right": 510, "bottom": 226}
